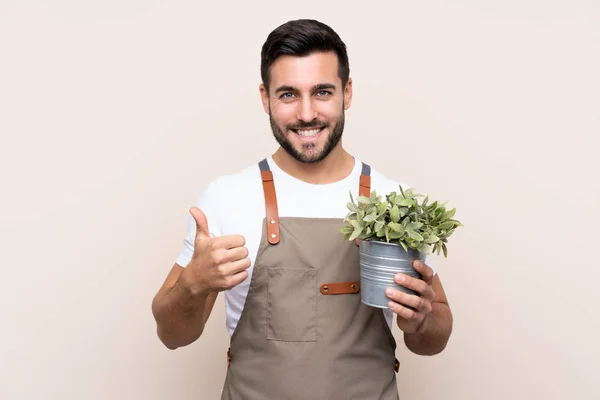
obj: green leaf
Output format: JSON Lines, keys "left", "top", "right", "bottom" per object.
{"left": 377, "top": 201, "right": 388, "bottom": 215}
{"left": 349, "top": 227, "right": 363, "bottom": 241}
{"left": 442, "top": 242, "right": 448, "bottom": 257}
{"left": 438, "top": 221, "right": 454, "bottom": 231}
{"left": 399, "top": 241, "right": 408, "bottom": 251}
{"left": 424, "top": 234, "right": 439, "bottom": 244}
{"left": 357, "top": 208, "right": 365, "bottom": 221}
{"left": 390, "top": 205, "right": 400, "bottom": 222}
{"left": 374, "top": 220, "right": 385, "bottom": 232}
{"left": 445, "top": 208, "right": 456, "bottom": 219}
{"left": 398, "top": 198, "right": 415, "bottom": 207}
{"left": 357, "top": 195, "right": 372, "bottom": 205}
{"left": 363, "top": 212, "right": 378, "bottom": 222}
{"left": 389, "top": 231, "right": 403, "bottom": 239}
{"left": 398, "top": 184, "right": 406, "bottom": 197}
{"left": 350, "top": 219, "right": 362, "bottom": 229}
{"left": 340, "top": 225, "right": 354, "bottom": 235}
{"left": 408, "top": 222, "right": 423, "bottom": 230}
{"left": 346, "top": 202, "right": 358, "bottom": 212}
{"left": 406, "top": 230, "right": 424, "bottom": 241}
{"left": 389, "top": 222, "right": 405, "bottom": 233}
{"left": 387, "top": 193, "right": 397, "bottom": 204}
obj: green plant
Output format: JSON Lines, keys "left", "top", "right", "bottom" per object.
{"left": 340, "top": 186, "right": 463, "bottom": 257}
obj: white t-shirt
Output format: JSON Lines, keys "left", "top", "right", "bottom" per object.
{"left": 176, "top": 154, "right": 437, "bottom": 336}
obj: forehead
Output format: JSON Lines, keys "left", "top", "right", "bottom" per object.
{"left": 269, "top": 51, "right": 340, "bottom": 89}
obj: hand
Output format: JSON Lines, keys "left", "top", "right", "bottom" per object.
{"left": 385, "top": 260, "right": 436, "bottom": 334}
{"left": 180, "top": 206, "right": 251, "bottom": 295}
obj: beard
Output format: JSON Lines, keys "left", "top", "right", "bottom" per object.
{"left": 269, "top": 105, "right": 345, "bottom": 164}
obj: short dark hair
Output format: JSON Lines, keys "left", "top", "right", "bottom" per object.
{"left": 260, "top": 19, "right": 350, "bottom": 92}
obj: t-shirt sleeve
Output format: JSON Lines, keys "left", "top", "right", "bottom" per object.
{"left": 175, "top": 179, "right": 223, "bottom": 268}
{"left": 424, "top": 254, "right": 437, "bottom": 276}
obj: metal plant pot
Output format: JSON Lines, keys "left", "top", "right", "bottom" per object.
{"left": 358, "top": 239, "right": 426, "bottom": 309}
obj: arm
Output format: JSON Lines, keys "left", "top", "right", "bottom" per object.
{"left": 151, "top": 263, "right": 218, "bottom": 350}
{"left": 402, "top": 274, "right": 453, "bottom": 355}
{"left": 385, "top": 260, "right": 454, "bottom": 356}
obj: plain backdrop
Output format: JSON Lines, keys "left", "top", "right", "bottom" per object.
{"left": 1, "top": 0, "right": 599, "bottom": 399}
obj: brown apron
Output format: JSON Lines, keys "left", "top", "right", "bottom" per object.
{"left": 221, "top": 158, "right": 400, "bottom": 400}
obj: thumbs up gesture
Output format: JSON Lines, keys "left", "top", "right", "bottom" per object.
{"left": 180, "top": 206, "right": 251, "bottom": 295}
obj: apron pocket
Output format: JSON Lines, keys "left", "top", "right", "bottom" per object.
{"left": 267, "top": 267, "right": 317, "bottom": 342}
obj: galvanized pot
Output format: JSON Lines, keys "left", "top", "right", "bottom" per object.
{"left": 358, "top": 239, "right": 426, "bottom": 309}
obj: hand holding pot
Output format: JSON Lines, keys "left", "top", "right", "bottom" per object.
{"left": 180, "top": 206, "right": 251, "bottom": 295}
{"left": 385, "top": 260, "right": 436, "bottom": 334}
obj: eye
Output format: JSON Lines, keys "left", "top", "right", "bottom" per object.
{"left": 280, "top": 92, "right": 295, "bottom": 99}
{"left": 316, "top": 90, "right": 332, "bottom": 96}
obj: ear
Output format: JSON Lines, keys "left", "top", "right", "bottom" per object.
{"left": 343, "top": 77, "right": 353, "bottom": 110}
{"left": 259, "top": 83, "right": 270, "bottom": 114}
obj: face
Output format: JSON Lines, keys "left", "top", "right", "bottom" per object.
{"left": 260, "top": 51, "right": 352, "bottom": 163}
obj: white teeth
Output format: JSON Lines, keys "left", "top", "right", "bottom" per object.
{"left": 296, "top": 128, "right": 322, "bottom": 137}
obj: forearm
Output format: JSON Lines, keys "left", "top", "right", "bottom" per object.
{"left": 152, "top": 277, "right": 209, "bottom": 350}
{"left": 403, "top": 302, "right": 453, "bottom": 356}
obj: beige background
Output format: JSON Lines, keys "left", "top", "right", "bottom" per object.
{"left": 1, "top": 0, "right": 599, "bottom": 399}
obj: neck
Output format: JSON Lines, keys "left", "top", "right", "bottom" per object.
{"left": 271, "top": 143, "right": 355, "bottom": 184}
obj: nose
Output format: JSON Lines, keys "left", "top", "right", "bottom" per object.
{"left": 297, "top": 97, "right": 318, "bottom": 123}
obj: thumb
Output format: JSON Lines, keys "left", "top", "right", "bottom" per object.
{"left": 190, "top": 206, "right": 210, "bottom": 239}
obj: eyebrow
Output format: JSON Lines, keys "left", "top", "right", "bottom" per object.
{"left": 274, "top": 83, "right": 337, "bottom": 94}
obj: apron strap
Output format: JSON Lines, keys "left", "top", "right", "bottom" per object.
{"left": 356, "top": 162, "right": 371, "bottom": 246}
{"left": 359, "top": 162, "right": 371, "bottom": 197}
{"left": 259, "top": 159, "right": 280, "bottom": 244}
{"left": 258, "top": 158, "right": 371, "bottom": 246}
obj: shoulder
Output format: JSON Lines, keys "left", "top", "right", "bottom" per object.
{"left": 195, "top": 160, "right": 265, "bottom": 232}
{"left": 364, "top": 161, "right": 413, "bottom": 195}
{"left": 210, "top": 161, "right": 263, "bottom": 202}
{"left": 198, "top": 160, "right": 262, "bottom": 202}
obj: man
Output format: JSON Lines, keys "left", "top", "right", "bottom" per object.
{"left": 152, "top": 19, "right": 453, "bottom": 400}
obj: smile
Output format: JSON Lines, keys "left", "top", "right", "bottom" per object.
{"left": 292, "top": 127, "right": 325, "bottom": 138}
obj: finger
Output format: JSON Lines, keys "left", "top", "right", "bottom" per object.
{"left": 385, "top": 288, "right": 431, "bottom": 313}
{"left": 220, "top": 246, "right": 249, "bottom": 263}
{"left": 413, "top": 260, "right": 434, "bottom": 285}
{"left": 213, "top": 234, "right": 246, "bottom": 250}
{"left": 222, "top": 261, "right": 251, "bottom": 289}
{"left": 394, "top": 274, "right": 435, "bottom": 300}
{"left": 221, "top": 257, "right": 252, "bottom": 276}
{"left": 190, "top": 206, "right": 210, "bottom": 239}
{"left": 387, "top": 300, "right": 419, "bottom": 321}
{"left": 226, "top": 269, "right": 249, "bottom": 289}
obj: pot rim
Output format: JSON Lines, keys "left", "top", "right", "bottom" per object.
{"left": 359, "top": 239, "right": 405, "bottom": 247}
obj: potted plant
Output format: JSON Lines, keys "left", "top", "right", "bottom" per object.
{"left": 340, "top": 186, "right": 463, "bottom": 308}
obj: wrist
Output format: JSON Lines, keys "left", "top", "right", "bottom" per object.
{"left": 178, "top": 267, "right": 210, "bottom": 298}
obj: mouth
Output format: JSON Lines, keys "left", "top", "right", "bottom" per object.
{"left": 291, "top": 126, "right": 326, "bottom": 141}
